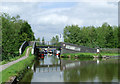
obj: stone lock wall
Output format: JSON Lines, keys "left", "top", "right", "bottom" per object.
{"left": 60, "top": 42, "right": 97, "bottom": 54}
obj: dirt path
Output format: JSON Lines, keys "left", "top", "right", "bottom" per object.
{"left": 0, "top": 47, "right": 32, "bottom": 72}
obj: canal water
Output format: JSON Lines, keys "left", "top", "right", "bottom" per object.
{"left": 20, "top": 54, "right": 119, "bottom": 83}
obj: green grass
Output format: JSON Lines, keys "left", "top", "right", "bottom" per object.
{"left": 100, "top": 48, "right": 119, "bottom": 54}
{"left": 61, "top": 52, "right": 119, "bottom": 58}
{"left": 100, "top": 53, "right": 119, "bottom": 56}
{"left": 0, "top": 46, "right": 31, "bottom": 65}
{"left": 0, "top": 47, "right": 35, "bottom": 83}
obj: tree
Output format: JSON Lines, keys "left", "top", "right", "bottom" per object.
{"left": 51, "top": 36, "right": 56, "bottom": 45}
{"left": 36, "top": 37, "right": 40, "bottom": 42}
{"left": 118, "top": 26, "right": 120, "bottom": 48}
{"left": 55, "top": 35, "right": 59, "bottom": 43}
{"left": 63, "top": 22, "right": 118, "bottom": 48}
{"left": 38, "top": 38, "right": 40, "bottom": 41}
{"left": 1, "top": 13, "right": 35, "bottom": 60}
{"left": 86, "top": 26, "right": 97, "bottom": 48}
{"left": 42, "top": 37, "right": 45, "bottom": 45}
{"left": 50, "top": 35, "right": 59, "bottom": 45}
{"left": 113, "top": 26, "right": 118, "bottom": 48}
{"left": 105, "top": 25, "right": 114, "bottom": 48}
{"left": 64, "top": 25, "right": 80, "bottom": 44}
{"left": 36, "top": 37, "right": 41, "bottom": 45}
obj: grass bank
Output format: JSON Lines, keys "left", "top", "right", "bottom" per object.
{"left": 0, "top": 47, "right": 35, "bottom": 83}
{"left": 100, "top": 48, "right": 119, "bottom": 54}
{"left": 61, "top": 52, "right": 119, "bottom": 58}
{"left": 0, "top": 46, "right": 31, "bottom": 65}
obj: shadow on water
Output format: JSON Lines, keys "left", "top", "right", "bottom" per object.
{"left": 19, "top": 54, "right": 119, "bottom": 82}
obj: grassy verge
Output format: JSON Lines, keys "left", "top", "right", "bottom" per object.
{"left": 100, "top": 48, "right": 119, "bottom": 54}
{"left": 0, "top": 46, "right": 31, "bottom": 65}
{"left": 61, "top": 52, "right": 119, "bottom": 58}
{"left": 0, "top": 47, "right": 35, "bottom": 83}
{"left": 100, "top": 53, "right": 119, "bottom": 56}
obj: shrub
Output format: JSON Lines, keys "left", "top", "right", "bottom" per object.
{"left": 98, "top": 54, "right": 102, "bottom": 58}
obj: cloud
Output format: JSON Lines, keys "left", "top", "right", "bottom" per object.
{"left": 67, "top": 2, "right": 118, "bottom": 26}
{"left": 1, "top": 0, "right": 119, "bottom": 2}
{"left": 1, "top": 1, "right": 118, "bottom": 41}
{"left": 0, "top": 4, "right": 20, "bottom": 15}
{"left": 33, "top": 14, "right": 68, "bottom": 25}
{"left": 31, "top": 13, "right": 83, "bottom": 26}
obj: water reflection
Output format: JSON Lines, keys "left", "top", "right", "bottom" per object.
{"left": 20, "top": 54, "right": 119, "bottom": 82}
{"left": 19, "top": 69, "right": 33, "bottom": 83}
{"left": 63, "top": 61, "right": 118, "bottom": 82}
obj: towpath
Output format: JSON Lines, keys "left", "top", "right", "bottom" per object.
{"left": 0, "top": 47, "right": 31, "bottom": 72}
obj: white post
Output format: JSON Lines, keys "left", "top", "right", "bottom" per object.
{"left": 97, "top": 49, "right": 100, "bottom": 53}
{"left": 31, "top": 48, "right": 34, "bottom": 54}
{"left": 56, "top": 50, "right": 60, "bottom": 58}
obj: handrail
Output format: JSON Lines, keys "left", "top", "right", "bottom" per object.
{"left": 19, "top": 41, "right": 28, "bottom": 55}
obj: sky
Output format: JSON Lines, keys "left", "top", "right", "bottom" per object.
{"left": 0, "top": 0, "right": 118, "bottom": 41}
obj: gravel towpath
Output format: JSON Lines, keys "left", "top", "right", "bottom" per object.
{"left": 0, "top": 47, "right": 31, "bottom": 72}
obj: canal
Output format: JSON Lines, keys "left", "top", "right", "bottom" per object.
{"left": 20, "top": 54, "right": 119, "bottom": 83}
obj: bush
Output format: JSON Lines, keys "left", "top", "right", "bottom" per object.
{"left": 98, "top": 54, "right": 102, "bottom": 58}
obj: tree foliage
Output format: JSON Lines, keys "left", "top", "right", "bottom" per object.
{"left": 42, "top": 37, "right": 45, "bottom": 45}
{"left": 1, "top": 13, "right": 35, "bottom": 60}
{"left": 50, "top": 35, "right": 59, "bottom": 45}
{"left": 64, "top": 23, "right": 118, "bottom": 48}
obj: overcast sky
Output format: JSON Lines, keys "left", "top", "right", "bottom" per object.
{"left": 1, "top": 0, "right": 118, "bottom": 41}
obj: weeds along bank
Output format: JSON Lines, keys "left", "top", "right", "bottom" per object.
{"left": 0, "top": 46, "right": 31, "bottom": 65}
{"left": 0, "top": 47, "right": 35, "bottom": 84}
{"left": 61, "top": 53, "right": 119, "bottom": 58}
